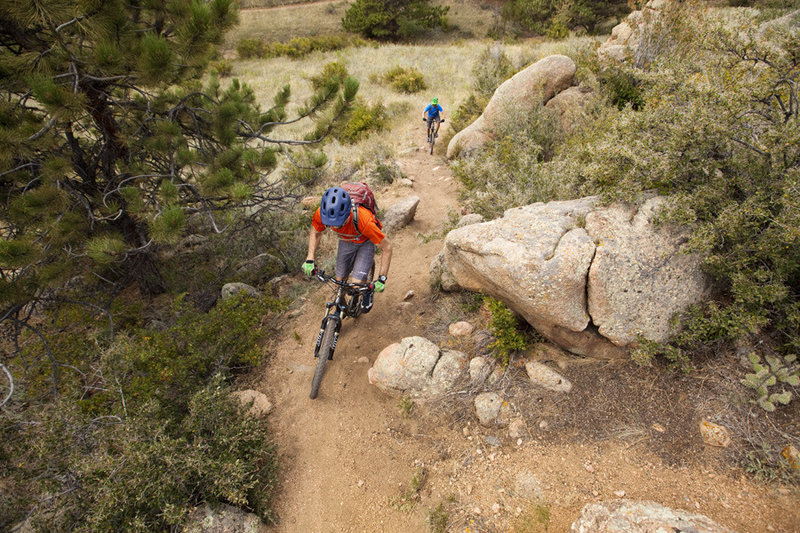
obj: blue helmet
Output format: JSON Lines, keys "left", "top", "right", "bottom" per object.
{"left": 320, "top": 187, "right": 352, "bottom": 226}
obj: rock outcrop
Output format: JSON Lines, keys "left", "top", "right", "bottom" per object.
{"left": 544, "top": 85, "right": 596, "bottom": 133}
{"left": 570, "top": 500, "right": 735, "bottom": 533}
{"left": 185, "top": 503, "right": 264, "bottom": 533}
{"left": 381, "top": 195, "right": 420, "bottom": 233}
{"left": 597, "top": 0, "right": 673, "bottom": 65}
{"left": 437, "top": 196, "right": 709, "bottom": 359}
{"left": 221, "top": 282, "right": 261, "bottom": 301}
{"left": 447, "top": 55, "right": 577, "bottom": 158}
{"left": 368, "top": 336, "right": 468, "bottom": 398}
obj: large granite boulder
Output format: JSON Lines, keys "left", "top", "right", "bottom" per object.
{"left": 368, "top": 336, "right": 468, "bottom": 398}
{"left": 597, "top": 0, "right": 673, "bottom": 65}
{"left": 544, "top": 85, "right": 596, "bottom": 133}
{"left": 381, "top": 195, "right": 420, "bottom": 233}
{"left": 447, "top": 55, "right": 577, "bottom": 159}
{"left": 438, "top": 196, "right": 709, "bottom": 359}
{"left": 586, "top": 197, "right": 708, "bottom": 346}
{"left": 570, "top": 500, "right": 735, "bottom": 533}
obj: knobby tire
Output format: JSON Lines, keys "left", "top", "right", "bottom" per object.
{"left": 428, "top": 126, "right": 435, "bottom": 154}
{"left": 310, "top": 318, "right": 336, "bottom": 399}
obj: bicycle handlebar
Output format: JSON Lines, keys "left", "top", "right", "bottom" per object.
{"left": 313, "top": 269, "right": 374, "bottom": 291}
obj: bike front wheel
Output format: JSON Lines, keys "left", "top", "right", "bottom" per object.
{"left": 310, "top": 317, "right": 337, "bottom": 399}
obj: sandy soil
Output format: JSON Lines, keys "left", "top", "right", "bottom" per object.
{"left": 258, "top": 146, "right": 800, "bottom": 533}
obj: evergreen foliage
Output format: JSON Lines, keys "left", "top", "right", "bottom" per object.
{"left": 0, "top": 2, "right": 358, "bottom": 526}
{"left": 500, "top": 0, "right": 629, "bottom": 36}
{"left": 341, "top": 0, "right": 449, "bottom": 41}
{"left": 1, "top": 293, "right": 284, "bottom": 530}
{"left": 0, "top": 0, "right": 357, "bottom": 334}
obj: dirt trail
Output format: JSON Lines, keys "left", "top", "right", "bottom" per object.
{"left": 260, "top": 147, "right": 800, "bottom": 532}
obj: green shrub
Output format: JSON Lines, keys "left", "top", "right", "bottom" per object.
{"left": 1, "top": 293, "right": 285, "bottom": 531}
{"left": 371, "top": 161, "right": 406, "bottom": 184}
{"left": 451, "top": 106, "right": 565, "bottom": 219}
{"left": 446, "top": 46, "right": 517, "bottom": 142}
{"left": 342, "top": 0, "right": 449, "bottom": 41}
{"left": 501, "top": 0, "right": 554, "bottom": 35}
{"left": 472, "top": 46, "right": 515, "bottom": 99}
{"left": 486, "top": 297, "right": 530, "bottom": 367}
{"left": 3, "top": 377, "right": 279, "bottom": 531}
{"left": 213, "top": 59, "right": 233, "bottom": 77}
{"left": 237, "top": 34, "right": 367, "bottom": 60}
{"left": 237, "top": 38, "right": 266, "bottom": 58}
{"left": 336, "top": 102, "right": 387, "bottom": 144}
{"left": 448, "top": 93, "right": 487, "bottom": 138}
{"left": 563, "top": 9, "right": 800, "bottom": 370}
{"left": 383, "top": 66, "right": 426, "bottom": 93}
{"left": 597, "top": 66, "right": 645, "bottom": 110}
{"left": 500, "top": 0, "right": 629, "bottom": 35}
{"left": 427, "top": 502, "right": 448, "bottom": 533}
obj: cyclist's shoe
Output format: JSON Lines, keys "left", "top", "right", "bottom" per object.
{"left": 361, "top": 289, "right": 374, "bottom": 313}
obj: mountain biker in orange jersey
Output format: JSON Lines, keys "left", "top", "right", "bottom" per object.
{"left": 423, "top": 97, "right": 444, "bottom": 137}
{"left": 302, "top": 186, "right": 392, "bottom": 313}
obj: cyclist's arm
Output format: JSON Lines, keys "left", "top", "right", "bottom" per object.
{"left": 306, "top": 226, "right": 323, "bottom": 263}
{"left": 377, "top": 236, "right": 392, "bottom": 278}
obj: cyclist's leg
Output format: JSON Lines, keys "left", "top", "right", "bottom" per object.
{"left": 334, "top": 240, "right": 360, "bottom": 281}
{"left": 434, "top": 115, "right": 441, "bottom": 135}
{"left": 426, "top": 116, "right": 435, "bottom": 138}
{"left": 349, "top": 240, "right": 375, "bottom": 284}
{"left": 350, "top": 241, "right": 376, "bottom": 312}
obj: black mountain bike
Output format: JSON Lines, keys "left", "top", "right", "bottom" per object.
{"left": 309, "top": 268, "right": 374, "bottom": 399}
{"left": 424, "top": 118, "right": 444, "bottom": 155}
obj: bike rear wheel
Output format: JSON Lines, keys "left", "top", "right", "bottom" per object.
{"left": 310, "top": 318, "right": 337, "bottom": 399}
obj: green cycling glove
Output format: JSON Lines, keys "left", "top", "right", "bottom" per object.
{"left": 302, "top": 260, "right": 315, "bottom": 276}
{"left": 373, "top": 275, "right": 386, "bottom": 293}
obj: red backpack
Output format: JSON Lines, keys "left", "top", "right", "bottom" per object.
{"left": 342, "top": 182, "right": 382, "bottom": 236}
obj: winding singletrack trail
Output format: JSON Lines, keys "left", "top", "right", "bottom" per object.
{"left": 260, "top": 145, "right": 800, "bottom": 532}
{"left": 262, "top": 148, "right": 460, "bottom": 532}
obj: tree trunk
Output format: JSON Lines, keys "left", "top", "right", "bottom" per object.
{"left": 117, "top": 213, "right": 165, "bottom": 297}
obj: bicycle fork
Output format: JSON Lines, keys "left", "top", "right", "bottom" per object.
{"left": 314, "top": 312, "right": 342, "bottom": 360}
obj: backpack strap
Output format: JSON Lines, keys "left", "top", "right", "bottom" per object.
{"left": 351, "top": 204, "right": 362, "bottom": 239}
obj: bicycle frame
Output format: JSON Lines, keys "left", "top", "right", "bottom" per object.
{"left": 312, "top": 270, "right": 372, "bottom": 362}
{"left": 424, "top": 117, "right": 443, "bottom": 155}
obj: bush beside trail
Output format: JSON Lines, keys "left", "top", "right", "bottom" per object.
{"left": 452, "top": 5, "right": 800, "bottom": 404}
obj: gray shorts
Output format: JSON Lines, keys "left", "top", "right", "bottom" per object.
{"left": 335, "top": 240, "right": 375, "bottom": 281}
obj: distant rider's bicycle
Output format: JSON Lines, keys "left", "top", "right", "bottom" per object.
{"left": 424, "top": 118, "right": 444, "bottom": 155}
{"left": 309, "top": 268, "right": 374, "bottom": 399}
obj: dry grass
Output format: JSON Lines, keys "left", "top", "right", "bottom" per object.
{"left": 238, "top": 0, "right": 318, "bottom": 7}
{"left": 227, "top": 34, "right": 598, "bottom": 168}
{"left": 432, "top": 0, "right": 499, "bottom": 39}
{"left": 223, "top": 0, "right": 351, "bottom": 51}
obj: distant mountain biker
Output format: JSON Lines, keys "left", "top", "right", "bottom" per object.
{"left": 423, "top": 97, "right": 444, "bottom": 138}
{"left": 302, "top": 186, "right": 392, "bottom": 313}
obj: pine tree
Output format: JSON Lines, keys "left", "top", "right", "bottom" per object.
{"left": 0, "top": 1, "right": 357, "bottom": 330}
{"left": 342, "top": 0, "right": 449, "bottom": 40}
